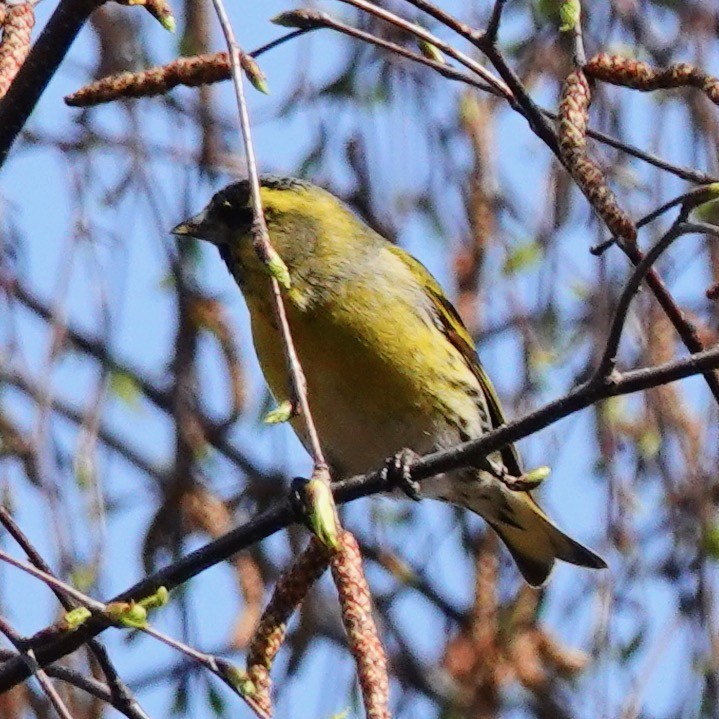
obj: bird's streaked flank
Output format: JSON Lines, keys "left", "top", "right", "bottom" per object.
{"left": 173, "top": 176, "right": 606, "bottom": 585}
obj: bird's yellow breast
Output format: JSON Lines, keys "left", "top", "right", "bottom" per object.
{"left": 243, "top": 248, "right": 479, "bottom": 476}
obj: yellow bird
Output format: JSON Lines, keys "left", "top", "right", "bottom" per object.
{"left": 173, "top": 177, "right": 606, "bottom": 585}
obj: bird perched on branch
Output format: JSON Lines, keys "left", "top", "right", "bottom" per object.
{"left": 172, "top": 176, "right": 606, "bottom": 585}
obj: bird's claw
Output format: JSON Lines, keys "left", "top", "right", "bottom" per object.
{"left": 383, "top": 448, "right": 421, "bottom": 501}
{"left": 289, "top": 477, "right": 309, "bottom": 522}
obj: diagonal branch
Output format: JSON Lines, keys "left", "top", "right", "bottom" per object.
{"left": 0, "top": 0, "right": 101, "bottom": 167}
{"left": 1, "top": 335, "right": 717, "bottom": 690}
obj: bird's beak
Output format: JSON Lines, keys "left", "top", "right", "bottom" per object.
{"left": 171, "top": 208, "right": 220, "bottom": 244}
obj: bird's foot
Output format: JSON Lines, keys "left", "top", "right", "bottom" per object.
{"left": 382, "top": 448, "right": 422, "bottom": 501}
{"left": 289, "top": 477, "right": 309, "bottom": 522}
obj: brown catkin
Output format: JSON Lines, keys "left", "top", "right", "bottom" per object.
{"left": 188, "top": 296, "right": 245, "bottom": 416}
{"left": 0, "top": 3, "right": 35, "bottom": 100}
{"left": 558, "top": 69, "right": 591, "bottom": 156}
{"left": 65, "top": 52, "right": 233, "bottom": 107}
{"left": 245, "top": 538, "right": 332, "bottom": 716}
{"left": 557, "top": 68, "right": 637, "bottom": 243}
{"left": 115, "top": 0, "right": 174, "bottom": 29}
{"left": 585, "top": 53, "right": 719, "bottom": 105}
{"left": 331, "top": 531, "right": 390, "bottom": 719}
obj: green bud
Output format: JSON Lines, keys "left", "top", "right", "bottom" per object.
{"left": 265, "top": 247, "right": 291, "bottom": 289}
{"left": 263, "top": 400, "right": 294, "bottom": 424}
{"left": 536, "top": 0, "right": 581, "bottom": 31}
{"left": 304, "top": 477, "right": 340, "bottom": 550}
{"left": 417, "top": 39, "right": 444, "bottom": 64}
{"left": 242, "top": 56, "right": 270, "bottom": 95}
{"left": 138, "top": 586, "right": 169, "bottom": 611}
{"left": 559, "top": 0, "right": 581, "bottom": 32}
{"left": 519, "top": 465, "right": 551, "bottom": 489}
{"left": 271, "top": 10, "right": 322, "bottom": 29}
{"left": 62, "top": 607, "right": 92, "bottom": 631}
{"left": 690, "top": 183, "right": 719, "bottom": 225}
{"left": 222, "top": 665, "right": 256, "bottom": 697}
{"left": 159, "top": 13, "right": 176, "bottom": 32}
{"left": 106, "top": 601, "right": 148, "bottom": 629}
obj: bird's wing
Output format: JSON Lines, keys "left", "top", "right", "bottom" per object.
{"left": 387, "top": 245, "right": 523, "bottom": 476}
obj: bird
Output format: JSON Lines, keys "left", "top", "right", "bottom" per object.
{"left": 172, "top": 176, "right": 606, "bottom": 585}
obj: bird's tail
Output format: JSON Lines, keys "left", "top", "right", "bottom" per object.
{"left": 485, "top": 489, "right": 606, "bottom": 586}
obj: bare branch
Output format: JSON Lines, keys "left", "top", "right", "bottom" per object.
{"left": 0, "top": 0, "right": 101, "bottom": 167}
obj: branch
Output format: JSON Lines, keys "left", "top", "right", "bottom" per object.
{"left": 278, "top": 10, "right": 715, "bottom": 185}
{"left": 0, "top": 508, "right": 151, "bottom": 719}
{"left": 209, "top": 0, "right": 343, "bottom": 550}
{"left": 0, "top": 0, "right": 101, "bottom": 167}
{"left": 0, "top": 618, "right": 74, "bottom": 719}
{"left": 1, "top": 335, "right": 717, "bottom": 690}
{"left": 593, "top": 221, "right": 692, "bottom": 380}
{"left": 334, "top": 0, "right": 511, "bottom": 98}
{"left": 484, "top": 0, "right": 507, "bottom": 44}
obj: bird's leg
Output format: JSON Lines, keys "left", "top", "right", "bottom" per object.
{"left": 479, "top": 455, "right": 509, "bottom": 481}
{"left": 480, "top": 456, "right": 550, "bottom": 492}
{"left": 382, "top": 448, "right": 422, "bottom": 501}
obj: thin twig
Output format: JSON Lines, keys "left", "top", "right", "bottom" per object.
{"left": 7, "top": 280, "right": 266, "bottom": 480}
{"left": 0, "top": 549, "right": 106, "bottom": 610}
{"left": 0, "top": 507, "right": 151, "bottom": 719}
{"left": 0, "top": 650, "right": 136, "bottom": 715}
{"left": 286, "top": 10, "right": 714, "bottom": 185}
{"left": 592, "top": 221, "right": 691, "bottom": 380}
{"left": 334, "top": 0, "right": 511, "bottom": 98}
{"left": 571, "top": 8, "right": 587, "bottom": 66}
{"left": 0, "top": 618, "right": 75, "bottom": 719}
{"left": 0, "top": 546, "right": 267, "bottom": 716}
{"left": 332, "top": 0, "right": 719, "bottom": 404}
{"left": 484, "top": 0, "right": 507, "bottom": 44}
{"left": 620, "top": 239, "right": 719, "bottom": 403}
{"left": 0, "top": 0, "right": 101, "bottom": 166}
{"left": 210, "top": 0, "right": 329, "bottom": 474}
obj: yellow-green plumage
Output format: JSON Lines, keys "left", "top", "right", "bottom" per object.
{"left": 172, "top": 177, "right": 606, "bottom": 585}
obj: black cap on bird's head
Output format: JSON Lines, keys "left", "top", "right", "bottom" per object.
{"left": 171, "top": 176, "right": 313, "bottom": 245}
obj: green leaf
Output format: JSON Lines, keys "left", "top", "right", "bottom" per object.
{"left": 265, "top": 247, "right": 291, "bottom": 289}
{"left": 70, "top": 565, "right": 96, "bottom": 592}
{"left": 536, "top": 0, "right": 581, "bottom": 31}
{"left": 109, "top": 371, "right": 142, "bottom": 410}
{"left": 692, "top": 184, "right": 719, "bottom": 225}
{"left": 620, "top": 628, "right": 645, "bottom": 660}
{"left": 704, "top": 524, "right": 719, "bottom": 559}
{"left": 417, "top": 39, "right": 444, "bottom": 64}
{"left": 138, "top": 586, "right": 169, "bottom": 611}
{"left": 106, "top": 601, "right": 148, "bottom": 629}
{"left": 502, "top": 241, "right": 542, "bottom": 275}
{"left": 637, "top": 428, "right": 661, "bottom": 460}
{"left": 263, "top": 400, "right": 294, "bottom": 424}
{"left": 74, "top": 453, "right": 95, "bottom": 489}
{"left": 559, "top": 0, "right": 581, "bottom": 31}
{"left": 63, "top": 607, "right": 92, "bottom": 631}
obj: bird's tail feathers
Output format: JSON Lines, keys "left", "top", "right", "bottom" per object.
{"left": 488, "top": 491, "right": 606, "bottom": 587}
